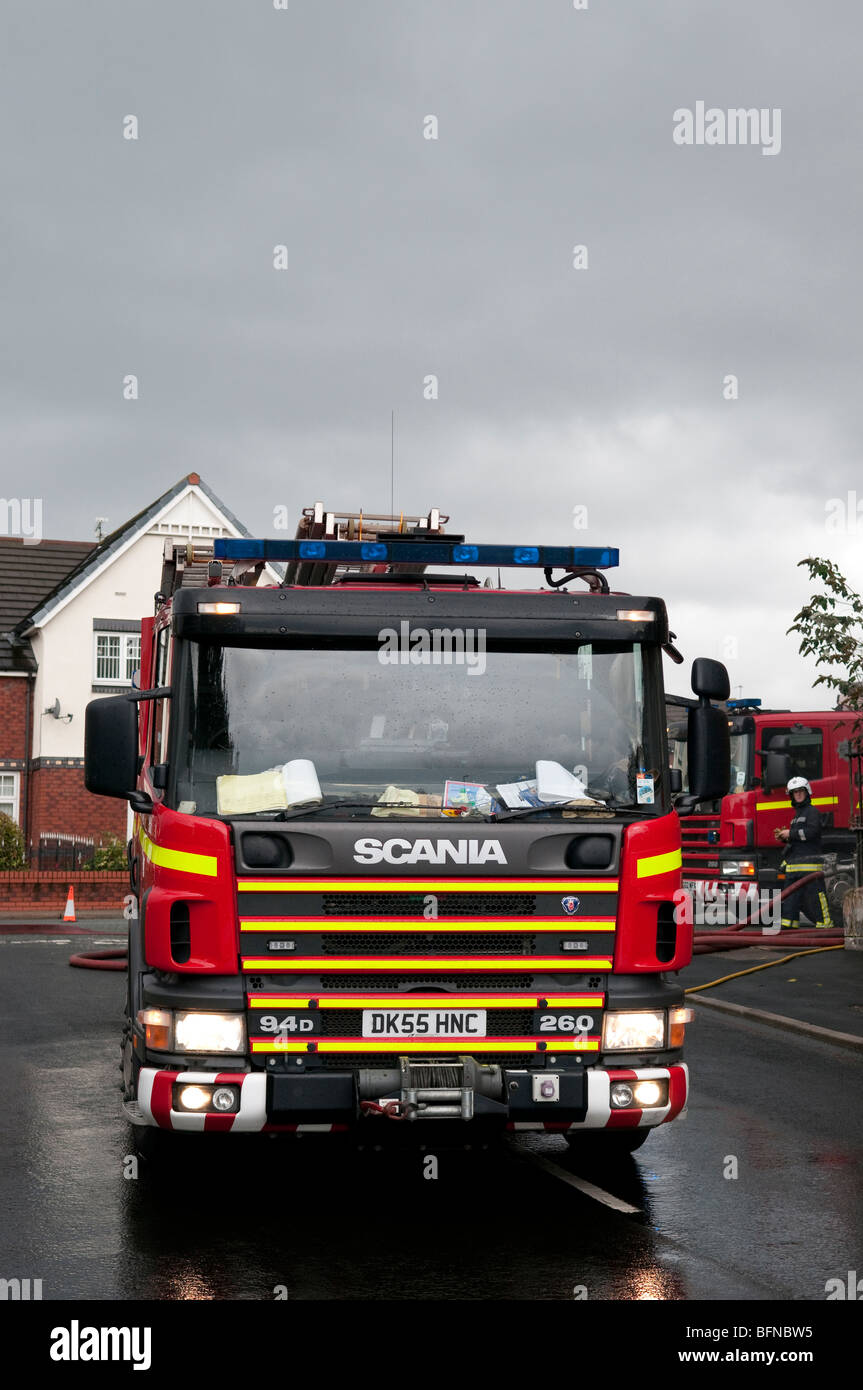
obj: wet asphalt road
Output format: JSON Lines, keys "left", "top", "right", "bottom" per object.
{"left": 1, "top": 931, "right": 861, "bottom": 1301}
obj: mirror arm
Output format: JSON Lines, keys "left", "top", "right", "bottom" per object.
{"left": 125, "top": 686, "right": 171, "bottom": 703}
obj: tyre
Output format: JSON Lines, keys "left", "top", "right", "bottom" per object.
{"left": 564, "top": 1128, "right": 650, "bottom": 1154}
{"left": 129, "top": 1123, "right": 171, "bottom": 1162}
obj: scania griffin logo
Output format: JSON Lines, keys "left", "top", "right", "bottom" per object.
{"left": 353, "top": 837, "right": 508, "bottom": 865}
{"left": 561, "top": 895, "right": 580, "bottom": 915}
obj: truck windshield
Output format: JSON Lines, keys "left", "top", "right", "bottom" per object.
{"left": 173, "top": 640, "right": 665, "bottom": 817}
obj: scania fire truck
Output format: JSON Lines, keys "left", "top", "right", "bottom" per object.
{"left": 668, "top": 696, "right": 861, "bottom": 920}
{"left": 84, "top": 506, "right": 730, "bottom": 1153}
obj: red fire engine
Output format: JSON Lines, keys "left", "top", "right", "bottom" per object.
{"left": 668, "top": 696, "right": 861, "bottom": 920}
{"left": 84, "top": 507, "right": 730, "bottom": 1154}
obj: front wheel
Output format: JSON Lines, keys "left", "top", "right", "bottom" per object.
{"left": 129, "top": 1123, "right": 171, "bottom": 1163}
{"left": 564, "top": 1128, "right": 650, "bottom": 1154}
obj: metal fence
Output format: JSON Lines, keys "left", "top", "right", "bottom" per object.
{"left": 33, "top": 834, "right": 95, "bottom": 871}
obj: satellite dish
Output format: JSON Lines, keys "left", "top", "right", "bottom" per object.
{"left": 44, "top": 698, "right": 60, "bottom": 719}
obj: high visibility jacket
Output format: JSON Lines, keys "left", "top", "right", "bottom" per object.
{"left": 785, "top": 803, "right": 824, "bottom": 863}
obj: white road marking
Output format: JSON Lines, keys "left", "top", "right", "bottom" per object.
{"left": 513, "top": 1145, "right": 642, "bottom": 1214}
{"left": 0, "top": 936, "right": 125, "bottom": 946}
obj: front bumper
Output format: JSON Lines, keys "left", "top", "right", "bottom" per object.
{"left": 130, "top": 1062, "right": 688, "bottom": 1133}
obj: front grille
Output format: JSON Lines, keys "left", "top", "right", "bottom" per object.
{"left": 315, "top": 1051, "right": 536, "bottom": 1070}
{"left": 318, "top": 973, "right": 535, "bottom": 990}
{"left": 321, "top": 933, "right": 536, "bottom": 954}
{"left": 323, "top": 893, "right": 537, "bottom": 917}
{"left": 319, "top": 1054, "right": 400, "bottom": 1070}
{"left": 320, "top": 1008, "right": 535, "bottom": 1036}
{"left": 680, "top": 817, "right": 721, "bottom": 849}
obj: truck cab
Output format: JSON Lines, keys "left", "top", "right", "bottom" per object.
{"left": 85, "top": 510, "right": 730, "bottom": 1152}
{"left": 671, "top": 697, "right": 858, "bottom": 919}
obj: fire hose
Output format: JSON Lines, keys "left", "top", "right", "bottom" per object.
{"left": 692, "top": 870, "right": 845, "bottom": 951}
{"left": 686, "top": 944, "right": 844, "bottom": 994}
{"left": 68, "top": 948, "right": 127, "bottom": 971}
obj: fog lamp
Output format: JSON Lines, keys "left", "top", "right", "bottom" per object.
{"left": 178, "top": 1085, "right": 212, "bottom": 1111}
{"left": 610, "top": 1083, "right": 635, "bottom": 1108}
{"left": 632, "top": 1080, "right": 663, "bottom": 1107}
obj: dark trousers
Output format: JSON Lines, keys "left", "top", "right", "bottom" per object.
{"left": 780, "top": 864, "right": 833, "bottom": 928}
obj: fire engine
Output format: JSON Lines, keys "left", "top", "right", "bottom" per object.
{"left": 668, "top": 696, "right": 862, "bottom": 920}
{"left": 84, "top": 506, "right": 730, "bottom": 1153}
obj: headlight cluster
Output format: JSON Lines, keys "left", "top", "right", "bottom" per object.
{"left": 720, "top": 860, "right": 756, "bottom": 877}
{"left": 601, "top": 1007, "right": 693, "bottom": 1052}
{"left": 602, "top": 1010, "right": 666, "bottom": 1051}
{"left": 137, "top": 1009, "right": 246, "bottom": 1054}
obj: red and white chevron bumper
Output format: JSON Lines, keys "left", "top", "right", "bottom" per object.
{"left": 133, "top": 1068, "right": 345, "bottom": 1133}
{"left": 131, "top": 1061, "right": 688, "bottom": 1133}
{"left": 507, "top": 1062, "right": 689, "bottom": 1132}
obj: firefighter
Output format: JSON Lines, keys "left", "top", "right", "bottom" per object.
{"left": 774, "top": 776, "right": 833, "bottom": 928}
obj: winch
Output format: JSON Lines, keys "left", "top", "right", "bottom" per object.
{"left": 358, "top": 1057, "right": 504, "bottom": 1120}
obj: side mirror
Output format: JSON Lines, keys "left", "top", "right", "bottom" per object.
{"left": 687, "top": 703, "right": 730, "bottom": 801}
{"left": 686, "top": 657, "right": 731, "bottom": 802}
{"left": 669, "top": 767, "right": 683, "bottom": 794}
{"left": 85, "top": 696, "right": 146, "bottom": 806}
{"left": 691, "top": 657, "right": 731, "bottom": 702}
{"left": 764, "top": 750, "right": 791, "bottom": 789}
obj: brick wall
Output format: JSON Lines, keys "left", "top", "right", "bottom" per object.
{"left": 0, "top": 678, "right": 31, "bottom": 761}
{"left": 0, "top": 870, "right": 128, "bottom": 912}
{"left": 28, "top": 765, "right": 127, "bottom": 848}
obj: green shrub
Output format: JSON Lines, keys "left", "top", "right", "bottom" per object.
{"left": 0, "top": 812, "right": 26, "bottom": 869}
{"left": 85, "top": 836, "right": 128, "bottom": 871}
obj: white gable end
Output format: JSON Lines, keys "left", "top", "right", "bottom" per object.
{"left": 28, "top": 480, "right": 276, "bottom": 761}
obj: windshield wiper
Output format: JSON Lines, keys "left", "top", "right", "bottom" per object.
{"left": 491, "top": 803, "right": 604, "bottom": 822}
{"left": 491, "top": 797, "right": 653, "bottom": 821}
{"left": 274, "top": 800, "right": 424, "bottom": 822}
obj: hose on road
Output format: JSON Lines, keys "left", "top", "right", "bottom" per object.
{"left": 694, "top": 931, "right": 844, "bottom": 950}
{"left": 686, "top": 944, "right": 844, "bottom": 994}
{"left": 68, "top": 948, "right": 127, "bottom": 971}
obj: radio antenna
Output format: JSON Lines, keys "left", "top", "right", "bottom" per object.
{"left": 390, "top": 409, "right": 395, "bottom": 517}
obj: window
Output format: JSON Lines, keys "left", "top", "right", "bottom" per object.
{"left": 0, "top": 772, "right": 20, "bottom": 823}
{"left": 763, "top": 726, "right": 823, "bottom": 783}
{"left": 150, "top": 626, "right": 172, "bottom": 774}
{"left": 125, "top": 635, "right": 141, "bottom": 681}
{"left": 94, "top": 632, "right": 141, "bottom": 686}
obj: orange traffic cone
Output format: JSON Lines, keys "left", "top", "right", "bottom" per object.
{"left": 63, "top": 886, "right": 76, "bottom": 922}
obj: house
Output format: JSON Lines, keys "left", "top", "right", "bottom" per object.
{"left": 0, "top": 473, "right": 271, "bottom": 860}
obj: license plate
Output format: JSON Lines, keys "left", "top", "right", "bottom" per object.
{"left": 361, "top": 1008, "right": 487, "bottom": 1038}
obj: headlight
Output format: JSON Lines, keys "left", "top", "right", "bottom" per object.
{"left": 720, "top": 861, "right": 755, "bottom": 877}
{"left": 602, "top": 1010, "right": 666, "bottom": 1051}
{"left": 173, "top": 1012, "right": 246, "bottom": 1053}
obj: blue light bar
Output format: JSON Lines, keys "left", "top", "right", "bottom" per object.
{"left": 215, "top": 539, "right": 619, "bottom": 569}
{"left": 727, "top": 698, "right": 762, "bottom": 709}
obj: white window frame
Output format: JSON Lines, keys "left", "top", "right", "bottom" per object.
{"left": 93, "top": 631, "right": 141, "bottom": 686}
{"left": 0, "top": 771, "right": 20, "bottom": 824}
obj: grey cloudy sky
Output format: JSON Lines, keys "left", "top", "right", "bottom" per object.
{"left": 2, "top": 0, "right": 861, "bottom": 707}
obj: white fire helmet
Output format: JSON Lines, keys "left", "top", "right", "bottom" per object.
{"left": 787, "top": 776, "right": 812, "bottom": 796}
